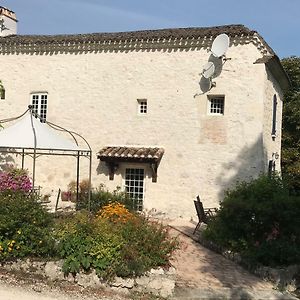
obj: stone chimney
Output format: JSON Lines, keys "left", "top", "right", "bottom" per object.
{"left": 0, "top": 6, "right": 17, "bottom": 36}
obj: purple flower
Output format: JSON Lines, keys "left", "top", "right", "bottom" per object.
{"left": 0, "top": 167, "right": 32, "bottom": 194}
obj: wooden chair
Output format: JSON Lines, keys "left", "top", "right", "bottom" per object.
{"left": 193, "top": 195, "right": 218, "bottom": 234}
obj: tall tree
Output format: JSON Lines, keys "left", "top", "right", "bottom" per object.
{"left": 281, "top": 56, "right": 300, "bottom": 194}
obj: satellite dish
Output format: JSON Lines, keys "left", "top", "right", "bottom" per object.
{"left": 211, "top": 33, "right": 230, "bottom": 58}
{"left": 202, "top": 62, "right": 215, "bottom": 79}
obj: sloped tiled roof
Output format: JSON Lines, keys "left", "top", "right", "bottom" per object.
{"left": 0, "top": 24, "right": 255, "bottom": 45}
{"left": 254, "top": 55, "right": 291, "bottom": 90}
{"left": 97, "top": 146, "right": 164, "bottom": 163}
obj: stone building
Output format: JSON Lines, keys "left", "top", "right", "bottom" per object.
{"left": 0, "top": 6, "right": 289, "bottom": 218}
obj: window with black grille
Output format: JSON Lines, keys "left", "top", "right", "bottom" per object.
{"left": 208, "top": 96, "right": 225, "bottom": 115}
{"left": 124, "top": 168, "right": 145, "bottom": 211}
{"left": 137, "top": 99, "right": 147, "bottom": 114}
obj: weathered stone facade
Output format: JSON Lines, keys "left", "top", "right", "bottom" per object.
{"left": 0, "top": 24, "right": 289, "bottom": 218}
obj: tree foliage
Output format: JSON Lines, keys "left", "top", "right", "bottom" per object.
{"left": 281, "top": 56, "right": 300, "bottom": 194}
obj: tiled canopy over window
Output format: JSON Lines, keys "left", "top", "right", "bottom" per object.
{"left": 97, "top": 146, "right": 164, "bottom": 182}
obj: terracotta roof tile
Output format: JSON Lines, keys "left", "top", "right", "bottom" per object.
{"left": 0, "top": 24, "right": 255, "bottom": 46}
{"left": 98, "top": 146, "right": 164, "bottom": 162}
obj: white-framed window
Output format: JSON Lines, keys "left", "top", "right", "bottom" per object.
{"left": 31, "top": 93, "right": 48, "bottom": 123}
{"left": 208, "top": 95, "right": 225, "bottom": 115}
{"left": 124, "top": 168, "right": 145, "bottom": 211}
{"left": 137, "top": 99, "right": 147, "bottom": 114}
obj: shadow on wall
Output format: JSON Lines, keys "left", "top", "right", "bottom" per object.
{"left": 96, "top": 161, "right": 109, "bottom": 177}
{"left": 96, "top": 161, "right": 122, "bottom": 179}
{"left": 215, "top": 134, "right": 268, "bottom": 202}
{"left": 0, "top": 153, "right": 15, "bottom": 171}
{"left": 198, "top": 54, "right": 224, "bottom": 94}
{"left": 209, "top": 54, "right": 224, "bottom": 78}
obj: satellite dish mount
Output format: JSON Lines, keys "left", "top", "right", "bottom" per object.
{"left": 201, "top": 61, "right": 216, "bottom": 89}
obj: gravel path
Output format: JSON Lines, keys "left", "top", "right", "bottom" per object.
{"left": 0, "top": 282, "right": 130, "bottom": 300}
{"left": 0, "top": 269, "right": 129, "bottom": 300}
{"left": 0, "top": 282, "right": 75, "bottom": 300}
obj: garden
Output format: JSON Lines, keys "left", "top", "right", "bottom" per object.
{"left": 203, "top": 174, "right": 300, "bottom": 269}
{"left": 0, "top": 166, "right": 178, "bottom": 283}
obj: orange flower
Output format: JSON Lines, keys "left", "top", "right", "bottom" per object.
{"left": 96, "top": 202, "right": 135, "bottom": 223}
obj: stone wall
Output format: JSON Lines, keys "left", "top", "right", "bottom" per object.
{"left": 0, "top": 40, "right": 283, "bottom": 218}
{"left": 1, "top": 259, "right": 176, "bottom": 298}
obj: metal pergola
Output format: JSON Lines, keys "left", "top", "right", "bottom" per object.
{"left": 0, "top": 106, "right": 92, "bottom": 208}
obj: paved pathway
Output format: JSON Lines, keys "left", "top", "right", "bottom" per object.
{"left": 168, "top": 219, "right": 298, "bottom": 300}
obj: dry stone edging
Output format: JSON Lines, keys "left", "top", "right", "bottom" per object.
{"left": 1, "top": 259, "right": 176, "bottom": 298}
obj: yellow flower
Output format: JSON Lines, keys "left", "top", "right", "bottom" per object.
{"left": 97, "top": 202, "right": 135, "bottom": 223}
{"left": 17, "top": 230, "right": 21, "bottom": 234}
{"left": 0, "top": 245, "right": 3, "bottom": 251}
{"left": 8, "top": 240, "right": 15, "bottom": 247}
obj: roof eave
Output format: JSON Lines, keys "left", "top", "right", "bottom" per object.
{"left": 254, "top": 55, "right": 291, "bottom": 92}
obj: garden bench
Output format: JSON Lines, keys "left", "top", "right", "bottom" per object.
{"left": 193, "top": 195, "right": 218, "bottom": 234}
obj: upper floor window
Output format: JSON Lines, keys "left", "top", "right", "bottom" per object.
{"left": 0, "top": 81, "right": 5, "bottom": 100}
{"left": 271, "top": 94, "right": 277, "bottom": 138}
{"left": 137, "top": 99, "right": 147, "bottom": 114}
{"left": 0, "top": 87, "right": 5, "bottom": 100}
{"left": 31, "top": 93, "right": 48, "bottom": 123}
{"left": 208, "top": 95, "right": 225, "bottom": 115}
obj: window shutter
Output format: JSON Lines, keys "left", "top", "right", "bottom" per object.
{"left": 271, "top": 94, "right": 277, "bottom": 137}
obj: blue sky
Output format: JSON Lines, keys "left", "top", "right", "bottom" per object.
{"left": 1, "top": 0, "right": 299, "bottom": 58}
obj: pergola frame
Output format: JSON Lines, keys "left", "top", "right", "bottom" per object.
{"left": 0, "top": 106, "right": 92, "bottom": 208}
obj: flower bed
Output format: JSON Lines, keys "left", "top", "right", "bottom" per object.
{"left": 55, "top": 203, "right": 178, "bottom": 280}
{"left": 0, "top": 168, "right": 178, "bottom": 298}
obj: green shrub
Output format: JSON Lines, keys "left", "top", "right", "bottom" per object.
{"left": 116, "top": 217, "right": 178, "bottom": 277}
{"left": 55, "top": 207, "right": 178, "bottom": 279}
{"left": 0, "top": 192, "right": 55, "bottom": 260}
{"left": 76, "top": 184, "right": 135, "bottom": 213}
{"left": 55, "top": 211, "right": 123, "bottom": 279}
{"left": 204, "top": 174, "right": 300, "bottom": 267}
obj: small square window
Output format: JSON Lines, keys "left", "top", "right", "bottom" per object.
{"left": 208, "top": 96, "right": 225, "bottom": 115}
{"left": 137, "top": 99, "right": 147, "bottom": 114}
